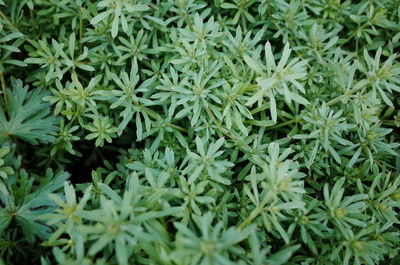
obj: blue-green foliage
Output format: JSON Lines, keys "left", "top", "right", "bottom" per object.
{"left": 0, "top": 0, "right": 400, "bottom": 264}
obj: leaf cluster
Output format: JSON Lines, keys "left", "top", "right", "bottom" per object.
{"left": 0, "top": 0, "right": 400, "bottom": 264}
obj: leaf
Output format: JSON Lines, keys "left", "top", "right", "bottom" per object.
{"left": 111, "top": 17, "right": 119, "bottom": 38}
{"left": 15, "top": 170, "right": 69, "bottom": 242}
{"left": 276, "top": 43, "right": 291, "bottom": 72}
{"left": 0, "top": 208, "right": 12, "bottom": 234}
{"left": 266, "top": 245, "right": 300, "bottom": 265}
{"left": 0, "top": 78, "right": 59, "bottom": 144}
{"left": 269, "top": 92, "right": 277, "bottom": 122}
{"left": 265, "top": 42, "right": 276, "bottom": 73}
{"left": 306, "top": 142, "right": 319, "bottom": 168}
{"left": 127, "top": 4, "right": 149, "bottom": 12}
{"left": 91, "top": 10, "right": 112, "bottom": 25}
{"left": 244, "top": 55, "right": 264, "bottom": 74}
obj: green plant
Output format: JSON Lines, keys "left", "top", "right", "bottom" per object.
{"left": 0, "top": 0, "right": 399, "bottom": 264}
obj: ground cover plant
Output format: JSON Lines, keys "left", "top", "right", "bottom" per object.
{"left": 0, "top": 0, "right": 400, "bottom": 264}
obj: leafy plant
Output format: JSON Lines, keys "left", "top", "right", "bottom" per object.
{"left": 0, "top": 0, "right": 399, "bottom": 264}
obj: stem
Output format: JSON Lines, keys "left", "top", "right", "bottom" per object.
{"left": 29, "top": 8, "right": 34, "bottom": 20}
{"left": 1, "top": 9, "right": 33, "bottom": 43}
{"left": 177, "top": 2, "right": 194, "bottom": 31}
{"left": 203, "top": 103, "right": 256, "bottom": 155}
{"left": 149, "top": 2, "right": 159, "bottom": 10}
{"left": 0, "top": 10, "right": 15, "bottom": 29}
{"left": 241, "top": 13, "right": 247, "bottom": 32}
{"left": 204, "top": 104, "right": 236, "bottom": 140}
{"left": 382, "top": 120, "right": 396, "bottom": 126}
{"left": 339, "top": 23, "right": 368, "bottom": 48}
{"left": 269, "top": 119, "right": 298, "bottom": 130}
{"left": 166, "top": 122, "right": 186, "bottom": 132}
{"left": 269, "top": 15, "right": 313, "bottom": 68}
{"left": 326, "top": 85, "right": 363, "bottom": 106}
{"left": 132, "top": 101, "right": 187, "bottom": 133}
{"left": 238, "top": 191, "right": 273, "bottom": 230}
{"left": 79, "top": 8, "right": 83, "bottom": 53}
{"left": 0, "top": 72, "right": 8, "bottom": 109}
{"left": 183, "top": 13, "right": 194, "bottom": 31}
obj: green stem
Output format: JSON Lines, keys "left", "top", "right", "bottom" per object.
{"left": 339, "top": 23, "right": 368, "bottom": 48}
{"left": 79, "top": 8, "right": 83, "bottom": 53}
{"left": 203, "top": 104, "right": 236, "bottom": 140}
{"left": 132, "top": 101, "right": 187, "bottom": 133}
{"left": 177, "top": 2, "right": 194, "bottom": 31}
{"left": 0, "top": 72, "right": 8, "bottom": 109}
{"left": 382, "top": 120, "right": 396, "bottom": 126}
{"left": 241, "top": 13, "right": 247, "bottom": 32}
{"left": 326, "top": 85, "right": 363, "bottom": 106}
{"left": 269, "top": 16, "right": 313, "bottom": 68}
{"left": 1, "top": 9, "right": 33, "bottom": 43}
{"left": 269, "top": 119, "right": 298, "bottom": 130}
{"left": 0, "top": 10, "right": 15, "bottom": 29}
{"left": 238, "top": 191, "right": 273, "bottom": 230}
{"left": 166, "top": 122, "right": 186, "bottom": 132}
{"left": 203, "top": 103, "right": 257, "bottom": 155}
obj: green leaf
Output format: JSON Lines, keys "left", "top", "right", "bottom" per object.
{"left": 90, "top": 10, "right": 112, "bottom": 25}
{"left": 0, "top": 78, "right": 59, "bottom": 144}
{"left": 14, "top": 170, "right": 69, "bottom": 242}
{"left": 243, "top": 55, "right": 264, "bottom": 74}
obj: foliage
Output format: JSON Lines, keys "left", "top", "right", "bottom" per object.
{"left": 0, "top": 78, "right": 59, "bottom": 144}
{"left": 0, "top": 0, "right": 399, "bottom": 264}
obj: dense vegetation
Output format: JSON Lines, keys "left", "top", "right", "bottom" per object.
{"left": 0, "top": 0, "right": 400, "bottom": 264}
